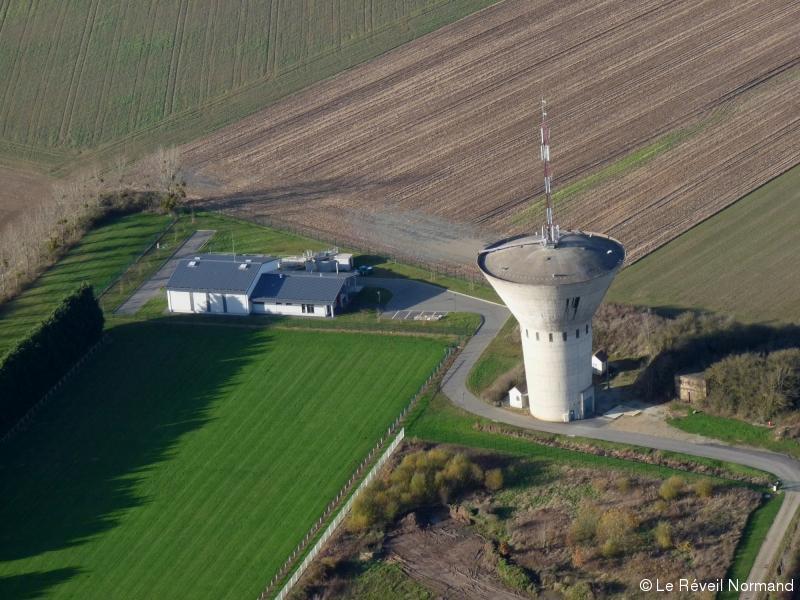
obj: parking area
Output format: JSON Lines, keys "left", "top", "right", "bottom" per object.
{"left": 389, "top": 310, "right": 448, "bottom": 321}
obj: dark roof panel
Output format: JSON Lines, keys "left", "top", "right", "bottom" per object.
{"left": 250, "top": 273, "right": 355, "bottom": 303}
{"left": 166, "top": 254, "right": 276, "bottom": 293}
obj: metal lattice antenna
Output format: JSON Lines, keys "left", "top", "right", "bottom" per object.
{"left": 540, "top": 98, "right": 558, "bottom": 245}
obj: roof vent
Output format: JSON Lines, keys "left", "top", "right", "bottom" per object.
{"left": 245, "top": 259, "right": 252, "bottom": 263}
{"left": 188, "top": 260, "right": 197, "bottom": 267}
{"left": 238, "top": 263, "right": 249, "bottom": 270}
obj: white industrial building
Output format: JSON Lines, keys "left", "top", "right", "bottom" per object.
{"left": 477, "top": 102, "right": 625, "bottom": 422}
{"left": 165, "top": 253, "right": 358, "bottom": 318}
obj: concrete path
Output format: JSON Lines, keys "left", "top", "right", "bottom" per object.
{"left": 372, "top": 276, "right": 800, "bottom": 591}
{"left": 115, "top": 230, "right": 216, "bottom": 315}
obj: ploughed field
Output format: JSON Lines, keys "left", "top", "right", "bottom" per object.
{"left": 184, "top": 0, "right": 800, "bottom": 268}
{"left": 0, "top": 323, "right": 447, "bottom": 599}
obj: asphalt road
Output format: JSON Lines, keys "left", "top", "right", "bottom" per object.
{"left": 115, "top": 230, "right": 215, "bottom": 315}
{"left": 372, "top": 276, "right": 800, "bottom": 592}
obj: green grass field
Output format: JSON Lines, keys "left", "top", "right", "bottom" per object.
{"left": 0, "top": 211, "right": 170, "bottom": 357}
{"left": 607, "top": 163, "right": 800, "bottom": 324}
{"left": 0, "top": 0, "right": 498, "bottom": 170}
{"left": 0, "top": 322, "right": 446, "bottom": 599}
{"left": 466, "top": 316, "right": 519, "bottom": 394}
{"left": 669, "top": 411, "right": 800, "bottom": 459}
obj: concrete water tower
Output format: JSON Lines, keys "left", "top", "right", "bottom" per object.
{"left": 477, "top": 101, "right": 625, "bottom": 422}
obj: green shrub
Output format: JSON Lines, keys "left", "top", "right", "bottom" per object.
{"left": 569, "top": 501, "right": 600, "bottom": 545}
{"left": 596, "top": 508, "right": 638, "bottom": 557}
{"left": 496, "top": 557, "right": 535, "bottom": 594}
{"left": 654, "top": 521, "right": 673, "bottom": 550}
{"left": 485, "top": 468, "right": 504, "bottom": 491}
{"left": 693, "top": 478, "right": 714, "bottom": 499}
{"left": 565, "top": 581, "right": 595, "bottom": 600}
{"left": 659, "top": 476, "right": 685, "bottom": 501}
{"left": 349, "top": 449, "right": 484, "bottom": 532}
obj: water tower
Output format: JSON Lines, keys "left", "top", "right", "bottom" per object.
{"left": 477, "top": 101, "right": 625, "bottom": 422}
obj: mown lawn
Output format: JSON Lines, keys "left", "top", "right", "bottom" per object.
{"left": 607, "top": 163, "right": 800, "bottom": 324}
{"left": 0, "top": 212, "right": 170, "bottom": 357}
{"left": 0, "top": 322, "right": 446, "bottom": 599}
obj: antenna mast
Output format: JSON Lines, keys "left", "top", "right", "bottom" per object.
{"left": 540, "top": 98, "right": 558, "bottom": 246}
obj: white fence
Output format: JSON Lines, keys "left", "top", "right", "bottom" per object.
{"left": 268, "top": 428, "right": 406, "bottom": 600}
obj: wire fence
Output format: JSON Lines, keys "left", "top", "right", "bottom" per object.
{"left": 259, "top": 344, "right": 455, "bottom": 600}
{"left": 269, "top": 429, "right": 405, "bottom": 600}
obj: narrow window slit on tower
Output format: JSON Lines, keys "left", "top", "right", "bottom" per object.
{"left": 549, "top": 333, "right": 553, "bottom": 342}
{"left": 562, "top": 332, "right": 567, "bottom": 341}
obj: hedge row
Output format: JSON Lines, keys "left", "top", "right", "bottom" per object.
{"left": 0, "top": 283, "right": 104, "bottom": 433}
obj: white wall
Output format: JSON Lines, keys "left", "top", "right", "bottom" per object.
{"left": 251, "top": 302, "right": 329, "bottom": 317}
{"left": 483, "top": 269, "right": 620, "bottom": 422}
{"left": 168, "top": 290, "right": 193, "bottom": 313}
{"left": 192, "top": 292, "right": 208, "bottom": 312}
{"left": 208, "top": 293, "right": 225, "bottom": 313}
{"left": 225, "top": 294, "right": 249, "bottom": 315}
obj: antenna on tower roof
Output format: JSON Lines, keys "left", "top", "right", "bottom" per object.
{"left": 540, "top": 98, "right": 559, "bottom": 246}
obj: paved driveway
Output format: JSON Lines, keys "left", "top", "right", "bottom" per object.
{"left": 372, "top": 275, "right": 800, "bottom": 592}
{"left": 115, "top": 230, "right": 216, "bottom": 315}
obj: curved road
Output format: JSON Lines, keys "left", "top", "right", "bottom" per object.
{"left": 373, "top": 277, "right": 800, "bottom": 593}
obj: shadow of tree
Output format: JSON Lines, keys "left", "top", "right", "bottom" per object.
{"left": 0, "top": 568, "right": 82, "bottom": 599}
{"left": 0, "top": 319, "right": 269, "bottom": 594}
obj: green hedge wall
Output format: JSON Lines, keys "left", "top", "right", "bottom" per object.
{"left": 0, "top": 283, "right": 104, "bottom": 433}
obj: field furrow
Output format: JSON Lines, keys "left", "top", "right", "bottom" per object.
{"left": 179, "top": 0, "right": 800, "bottom": 272}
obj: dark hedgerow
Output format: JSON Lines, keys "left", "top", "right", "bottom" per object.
{"left": 0, "top": 283, "right": 104, "bottom": 433}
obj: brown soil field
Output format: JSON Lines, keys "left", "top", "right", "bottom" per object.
{"left": 183, "top": 0, "right": 800, "bottom": 269}
{"left": 0, "top": 166, "right": 53, "bottom": 232}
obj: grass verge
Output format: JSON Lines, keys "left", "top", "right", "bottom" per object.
{"left": 720, "top": 493, "right": 785, "bottom": 599}
{"left": 669, "top": 411, "right": 800, "bottom": 459}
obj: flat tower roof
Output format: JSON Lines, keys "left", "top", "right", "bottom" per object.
{"left": 478, "top": 232, "right": 624, "bottom": 285}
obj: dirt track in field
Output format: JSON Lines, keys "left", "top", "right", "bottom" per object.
{"left": 183, "top": 0, "right": 800, "bottom": 270}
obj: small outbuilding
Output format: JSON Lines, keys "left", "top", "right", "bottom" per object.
{"left": 592, "top": 349, "right": 609, "bottom": 375}
{"left": 675, "top": 372, "right": 707, "bottom": 403}
{"left": 508, "top": 384, "right": 529, "bottom": 409}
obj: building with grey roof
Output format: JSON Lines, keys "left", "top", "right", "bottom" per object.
{"left": 165, "top": 253, "right": 358, "bottom": 317}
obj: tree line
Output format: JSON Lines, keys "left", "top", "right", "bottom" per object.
{"left": 0, "top": 147, "right": 186, "bottom": 303}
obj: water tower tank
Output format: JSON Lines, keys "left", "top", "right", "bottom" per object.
{"left": 478, "top": 231, "right": 624, "bottom": 421}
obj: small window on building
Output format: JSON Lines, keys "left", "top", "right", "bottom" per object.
{"left": 535, "top": 332, "right": 540, "bottom": 341}
{"left": 586, "top": 324, "right": 589, "bottom": 334}
{"left": 576, "top": 329, "right": 580, "bottom": 338}
{"left": 562, "top": 332, "right": 567, "bottom": 342}
{"left": 548, "top": 333, "right": 553, "bottom": 342}
{"left": 525, "top": 329, "right": 528, "bottom": 338}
